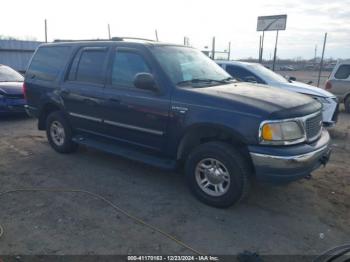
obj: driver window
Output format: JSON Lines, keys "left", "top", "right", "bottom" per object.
{"left": 111, "top": 51, "right": 151, "bottom": 88}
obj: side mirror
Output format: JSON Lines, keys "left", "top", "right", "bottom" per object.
{"left": 307, "top": 80, "right": 313, "bottom": 85}
{"left": 289, "top": 76, "right": 296, "bottom": 81}
{"left": 244, "top": 76, "right": 258, "bottom": 83}
{"left": 134, "top": 73, "right": 159, "bottom": 92}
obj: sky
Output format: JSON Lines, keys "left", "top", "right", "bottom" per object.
{"left": 1, "top": 0, "right": 350, "bottom": 60}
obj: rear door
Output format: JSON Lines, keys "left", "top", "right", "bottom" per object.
{"left": 60, "top": 46, "right": 109, "bottom": 134}
{"left": 103, "top": 47, "right": 170, "bottom": 151}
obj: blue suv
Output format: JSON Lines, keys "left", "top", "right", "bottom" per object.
{"left": 24, "top": 38, "right": 331, "bottom": 207}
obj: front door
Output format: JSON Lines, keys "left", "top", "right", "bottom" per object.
{"left": 103, "top": 47, "right": 170, "bottom": 152}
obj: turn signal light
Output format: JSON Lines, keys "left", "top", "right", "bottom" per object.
{"left": 262, "top": 124, "right": 273, "bottom": 140}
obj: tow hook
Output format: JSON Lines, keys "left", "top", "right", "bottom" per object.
{"left": 320, "top": 148, "right": 332, "bottom": 167}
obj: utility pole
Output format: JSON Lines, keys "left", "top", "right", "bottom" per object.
{"left": 258, "top": 36, "right": 262, "bottom": 61}
{"left": 227, "top": 41, "right": 231, "bottom": 60}
{"left": 272, "top": 30, "right": 279, "bottom": 71}
{"left": 317, "top": 33, "right": 327, "bottom": 87}
{"left": 183, "top": 37, "right": 189, "bottom": 46}
{"left": 155, "top": 30, "right": 159, "bottom": 41}
{"left": 44, "top": 19, "right": 48, "bottom": 43}
{"left": 314, "top": 44, "right": 317, "bottom": 63}
{"left": 211, "top": 37, "right": 216, "bottom": 60}
{"left": 259, "top": 31, "right": 265, "bottom": 63}
{"left": 108, "top": 24, "right": 111, "bottom": 39}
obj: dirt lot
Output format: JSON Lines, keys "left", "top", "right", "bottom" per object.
{"left": 277, "top": 70, "right": 330, "bottom": 87}
{"left": 0, "top": 112, "right": 349, "bottom": 256}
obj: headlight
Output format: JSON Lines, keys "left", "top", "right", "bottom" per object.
{"left": 260, "top": 120, "right": 305, "bottom": 145}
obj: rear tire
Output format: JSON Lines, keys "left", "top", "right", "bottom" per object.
{"left": 46, "top": 111, "right": 78, "bottom": 153}
{"left": 344, "top": 96, "right": 350, "bottom": 113}
{"left": 185, "top": 142, "right": 251, "bottom": 208}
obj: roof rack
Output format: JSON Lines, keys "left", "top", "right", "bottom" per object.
{"left": 111, "top": 37, "right": 156, "bottom": 42}
{"left": 53, "top": 37, "right": 156, "bottom": 43}
{"left": 53, "top": 39, "right": 108, "bottom": 42}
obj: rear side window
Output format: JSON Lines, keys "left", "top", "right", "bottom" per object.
{"left": 68, "top": 48, "right": 108, "bottom": 84}
{"left": 111, "top": 51, "right": 151, "bottom": 88}
{"left": 335, "top": 65, "right": 350, "bottom": 79}
{"left": 27, "top": 46, "right": 71, "bottom": 81}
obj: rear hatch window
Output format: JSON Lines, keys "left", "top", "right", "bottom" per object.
{"left": 26, "top": 46, "right": 72, "bottom": 81}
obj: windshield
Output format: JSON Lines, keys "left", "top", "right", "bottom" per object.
{"left": 151, "top": 46, "right": 231, "bottom": 86}
{"left": 0, "top": 65, "right": 24, "bottom": 82}
{"left": 248, "top": 63, "right": 288, "bottom": 83}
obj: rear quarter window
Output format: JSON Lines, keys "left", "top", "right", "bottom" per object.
{"left": 27, "top": 46, "right": 72, "bottom": 81}
{"left": 334, "top": 64, "right": 350, "bottom": 79}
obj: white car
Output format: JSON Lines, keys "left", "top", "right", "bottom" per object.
{"left": 216, "top": 60, "right": 338, "bottom": 126}
{"left": 325, "top": 61, "right": 350, "bottom": 113}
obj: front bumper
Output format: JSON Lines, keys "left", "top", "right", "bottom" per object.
{"left": 249, "top": 129, "right": 331, "bottom": 183}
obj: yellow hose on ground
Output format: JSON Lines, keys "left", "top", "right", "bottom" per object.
{"left": 0, "top": 188, "right": 203, "bottom": 255}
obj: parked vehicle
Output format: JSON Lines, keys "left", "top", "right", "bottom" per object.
{"left": 216, "top": 60, "right": 338, "bottom": 126}
{"left": 279, "top": 65, "right": 295, "bottom": 71}
{"left": 24, "top": 39, "right": 331, "bottom": 207}
{"left": 325, "top": 62, "right": 350, "bottom": 113}
{"left": 0, "top": 64, "right": 26, "bottom": 115}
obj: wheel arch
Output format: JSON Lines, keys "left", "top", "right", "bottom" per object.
{"left": 344, "top": 92, "right": 350, "bottom": 103}
{"left": 38, "top": 102, "right": 63, "bottom": 130}
{"left": 176, "top": 123, "right": 252, "bottom": 165}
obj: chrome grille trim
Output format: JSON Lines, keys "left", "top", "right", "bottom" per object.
{"left": 304, "top": 112, "right": 323, "bottom": 142}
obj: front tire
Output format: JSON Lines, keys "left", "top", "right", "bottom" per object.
{"left": 344, "top": 96, "right": 350, "bottom": 113}
{"left": 185, "top": 142, "right": 251, "bottom": 208}
{"left": 46, "top": 111, "right": 78, "bottom": 153}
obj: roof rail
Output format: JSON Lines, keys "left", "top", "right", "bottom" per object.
{"left": 111, "top": 37, "right": 156, "bottom": 42}
{"left": 53, "top": 37, "right": 156, "bottom": 43}
{"left": 53, "top": 39, "right": 109, "bottom": 42}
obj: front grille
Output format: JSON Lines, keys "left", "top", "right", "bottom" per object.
{"left": 305, "top": 112, "right": 322, "bottom": 142}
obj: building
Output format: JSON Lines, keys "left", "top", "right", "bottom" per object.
{"left": 0, "top": 40, "right": 42, "bottom": 73}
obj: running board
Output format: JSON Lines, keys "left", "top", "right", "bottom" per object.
{"left": 72, "top": 135, "right": 176, "bottom": 170}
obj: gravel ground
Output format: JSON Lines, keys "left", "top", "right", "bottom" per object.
{"left": 0, "top": 112, "right": 349, "bottom": 256}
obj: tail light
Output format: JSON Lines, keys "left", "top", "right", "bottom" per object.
{"left": 325, "top": 80, "right": 332, "bottom": 90}
{"left": 22, "top": 82, "right": 27, "bottom": 100}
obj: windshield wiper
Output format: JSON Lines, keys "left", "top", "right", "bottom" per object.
{"left": 177, "top": 78, "right": 230, "bottom": 86}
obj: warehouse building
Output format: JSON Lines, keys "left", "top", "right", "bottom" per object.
{"left": 0, "top": 39, "right": 42, "bottom": 73}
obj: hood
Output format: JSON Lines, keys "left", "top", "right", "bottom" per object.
{"left": 272, "top": 80, "right": 335, "bottom": 98}
{"left": 187, "top": 82, "right": 321, "bottom": 119}
{"left": 0, "top": 82, "right": 23, "bottom": 95}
